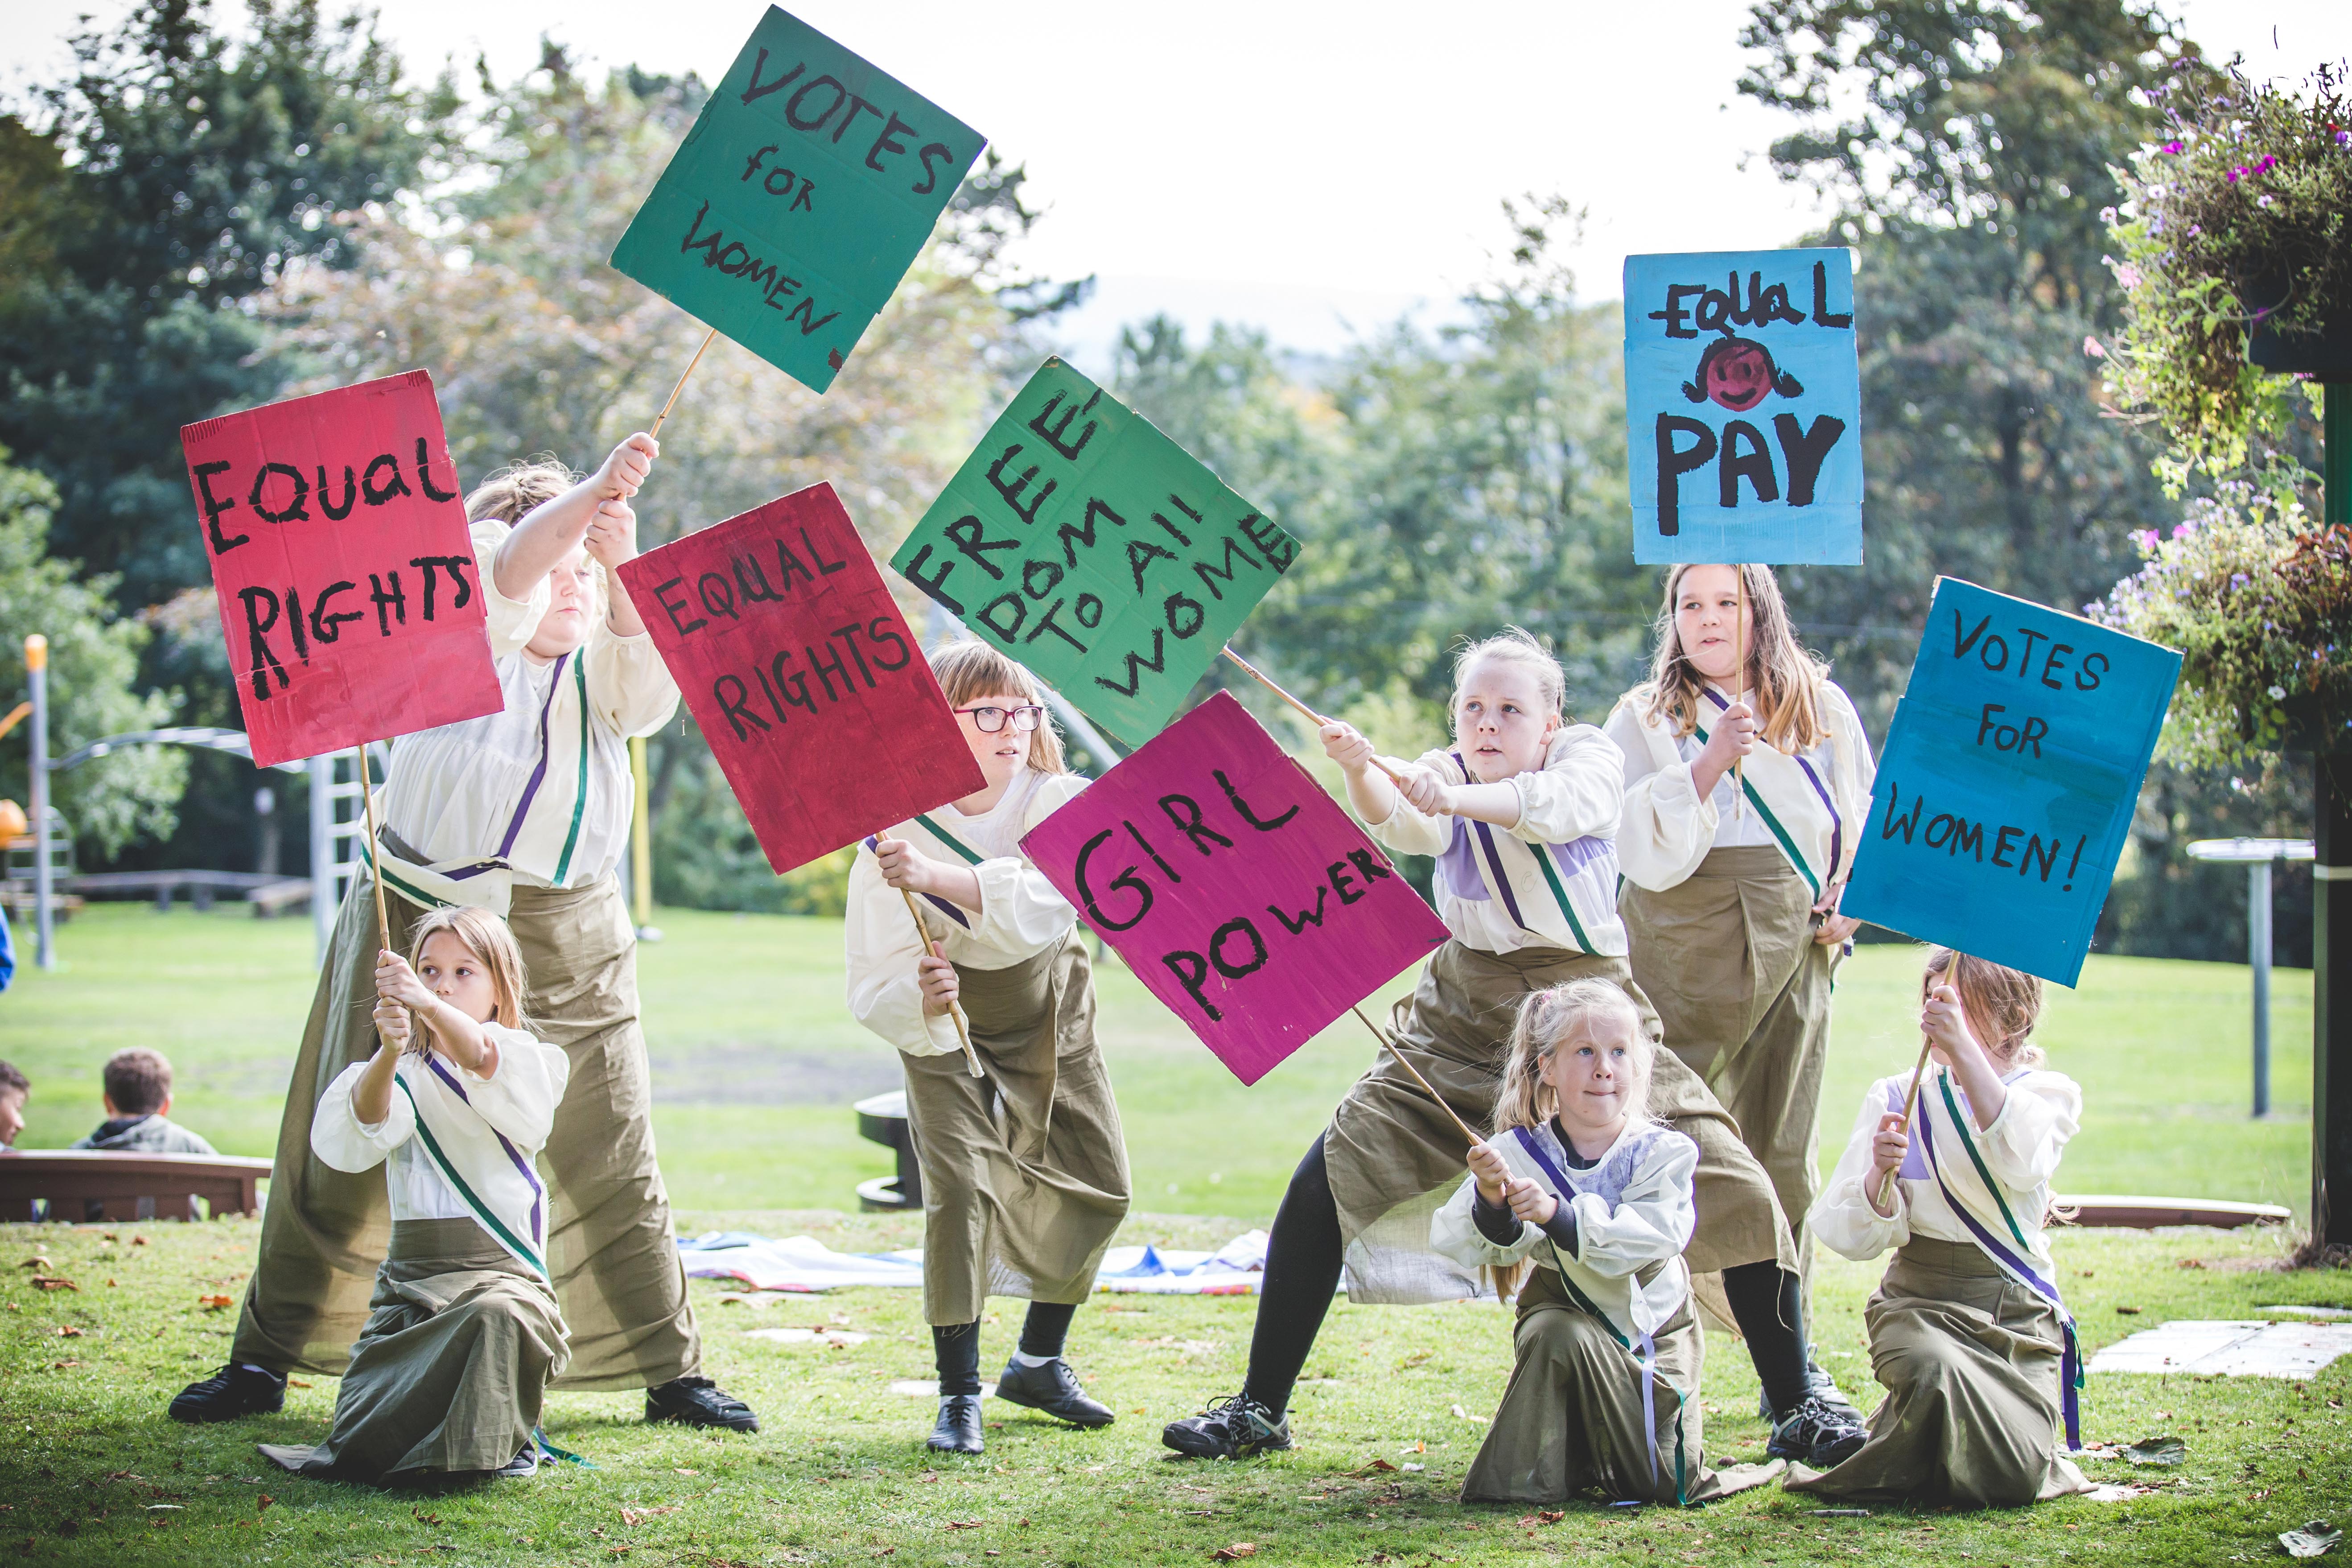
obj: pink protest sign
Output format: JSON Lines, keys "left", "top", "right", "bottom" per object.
{"left": 1021, "top": 691, "right": 1448, "bottom": 1085}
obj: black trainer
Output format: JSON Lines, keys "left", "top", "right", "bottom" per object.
{"left": 169, "top": 1363, "right": 286, "bottom": 1424}
{"left": 1767, "top": 1393, "right": 1869, "bottom": 1468}
{"left": 1756, "top": 1362, "right": 1866, "bottom": 1425}
{"left": 928, "top": 1394, "right": 984, "bottom": 1454}
{"left": 495, "top": 1446, "right": 540, "bottom": 1479}
{"left": 645, "top": 1375, "right": 759, "bottom": 1432}
{"left": 994, "top": 1357, "right": 1114, "bottom": 1428}
{"left": 1161, "top": 1394, "right": 1291, "bottom": 1459}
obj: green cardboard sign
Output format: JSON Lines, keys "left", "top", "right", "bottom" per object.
{"left": 892, "top": 359, "right": 1301, "bottom": 742}
{"left": 609, "top": 6, "right": 983, "bottom": 394}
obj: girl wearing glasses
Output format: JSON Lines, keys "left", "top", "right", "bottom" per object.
{"left": 844, "top": 640, "right": 1131, "bottom": 1457}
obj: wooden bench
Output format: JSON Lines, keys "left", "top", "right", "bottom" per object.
{"left": 853, "top": 1091, "right": 923, "bottom": 1212}
{"left": 0, "top": 1150, "right": 273, "bottom": 1223}
{"left": 2051, "top": 1193, "right": 2293, "bottom": 1230}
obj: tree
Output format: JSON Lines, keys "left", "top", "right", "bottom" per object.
{"left": 0, "top": 460, "right": 184, "bottom": 857}
{"left": 1738, "top": 0, "right": 2186, "bottom": 719}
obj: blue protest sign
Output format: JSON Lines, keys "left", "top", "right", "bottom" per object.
{"left": 1623, "top": 248, "right": 1862, "bottom": 564}
{"left": 1842, "top": 578, "right": 2180, "bottom": 987}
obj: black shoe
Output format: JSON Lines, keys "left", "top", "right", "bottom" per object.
{"left": 645, "top": 1375, "right": 759, "bottom": 1432}
{"left": 169, "top": 1363, "right": 286, "bottom": 1424}
{"left": 993, "top": 1357, "right": 1115, "bottom": 1428}
{"left": 928, "top": 1394, "right": 984, "bottom": 1454}
{"left": 1756, "top": 1362, "right": 1865, "bottom": 1425}
{"left": 1767, "top": 1393, "right": 1869, "bottom": 1468}
{"left": 1161, "top": 1394, "right": 1292, "bottom": 1459}
{"left": 495, "top": 1446, "right": 540, "bottom": 1479}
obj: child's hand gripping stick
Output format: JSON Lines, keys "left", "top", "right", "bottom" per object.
{"left": 894, "top": 884, "right": 984, "bottom": 1081}
{"left": 1223, "top": 646, "right": 1410, "bottom": 786}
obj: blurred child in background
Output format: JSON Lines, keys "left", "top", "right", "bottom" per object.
{"left": 70, "top": 1048, "right": 216, "bottom": 1154}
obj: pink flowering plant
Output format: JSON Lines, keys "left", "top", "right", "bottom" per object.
{"left": 2102, "top": 60, "right": 2351, "bottom": 491}
{"left": 2095, "top": 485, "right": 2352, "bottom": 765}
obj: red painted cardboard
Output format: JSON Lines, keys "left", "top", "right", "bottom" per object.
{"left": 617, "top": 483, "right": 983, "bottom": 872}
{"left": 180, "top": 370, "right": 503, "bottom": 768}
{"left": 1020, "top": 692, "right": 1449, "bottom": 1086}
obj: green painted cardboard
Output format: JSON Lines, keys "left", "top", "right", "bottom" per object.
{"left": 892, "top": 359, "right": 1301, "bottom": 742}
{"left": 609, "top": 6, "right": 983, "bottom": 394}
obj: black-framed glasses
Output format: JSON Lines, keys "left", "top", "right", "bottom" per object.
{"left": 955, "top": 704, "right": 1046, "bottom": 734}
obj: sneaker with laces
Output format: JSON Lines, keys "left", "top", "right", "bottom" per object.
{"left": 495, "top": 1446, "right": 540, "bottom": 1479}
{"left": 645, "top": 1375, "right": 759, "bottom": 1432}
{"left": 1758, "top": 1362, "right": 1864, "bottom": 1424}
{"left": 169, "top": 1363, "right": 286, "bottom": 1424}
{"left": 1161, "top": 1394, "right": 1291, "bottom": 1459}
{"left": 1767, "top": 1393, "right": 1869, "bottom": 1468}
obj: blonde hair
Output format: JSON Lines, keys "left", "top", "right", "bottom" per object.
{"left": 1492, "top": 977, "right": 1653, "bottom": 1134}
{"left": 929, "top": 639, "right": 1068, "bottom": 775}
{"left": 466, "top": 456, "right": 607, "bottom": 618}
{"left": 1451, "top": 627, "right": 1566, "bottom": 729}
{"left": 1922, "top": 947, "right": 2046, "bottom": 1069}
{"left": 1639, "top": 563, "right": 1829, "bottom": 752}
{"left": 400, "top": 905, "right": 531, "bottom": 1057}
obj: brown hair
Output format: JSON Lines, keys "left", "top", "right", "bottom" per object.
{"left": 465, "top": 457, "right": 606, "bottom": 621}
{"left": 101, "top": 1048, "right": 173, "bottom": 1117}
{"left": 1639, "top": 563, "right": 1830, "bottom": 752}
{"left": 401, "top": 906, "right": 531, "bottom": 1057}
{"left": 929, "top": 640, "right": 1068, "bottom": 775}
{"left": 1451, "top": 626, "right": 1567, "bottom": 727}
{"left": 1922, "top": 947, "right": 2046, "bottom": 1069}
{"left": 1492, "top": 977, "right": 1653, "bottom": 1134}
{"left": 0, "top": 1060, "right": 26, "bottom": 1099}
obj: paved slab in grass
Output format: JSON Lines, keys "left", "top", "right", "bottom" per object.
{"left": 2090, "top": 1319, "right": 2352, "bottom": 1377}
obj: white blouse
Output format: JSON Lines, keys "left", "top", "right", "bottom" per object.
{"left": 1362, "top": 726, "right": 1628, "bottom": 957}
{"left": 1430, "top": 1118, "right": 1698, "bottom": 1341}
{"left": 1809, "top": 1065, "right": 2081, "bottom": 1281}
{"left": 380, "top": 520, "right": 679, "bottom": 889}
{"left": 1605, "top": 679, "right": 1874, "bottom": 894}
{"left": 311, "top": 1026, "right": 570, "bottom": 1226}
{"left": 844, "top": 768, "right": 1089, "bottom": 1056}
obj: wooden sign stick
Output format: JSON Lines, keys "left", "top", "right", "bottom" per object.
{"left": 1733, "top": 566, "right": 1747, "bottom": 824}
{"left": 1876, "top": 954, "right": 1959, "bottom": 1212}
{"left": 650, "top": 326, "right": 719, "bottom": 439}
{"left": 353, "top": 743, "right": 392, "bottom": 955}
{"left": 1221, "top": 646, "right": 1410, "bottom": 786}
{"left": 900, "top": 887, "right": 986, "bottom": 1079}
{"left": 1351, "top": 1004, "right": 1479, "bottom": 1149}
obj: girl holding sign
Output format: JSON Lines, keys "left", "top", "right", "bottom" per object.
{"left": 1432, "top": 978, "right": 1780, "bottom": 1505}
{"left": 1605, "top": 562, "right": 1874, "bottom": 1461}
{"left": 1789, "top": 949, "right": 2090, "bottom": 1506}
{"left": 846, "top": 641, "right": 1132, "bottom": 1456}
{"left": 1166, "top": 631, "right": 1821, "bottom": 1462}
{"left": 261, "top": 908, "right": 568, "bottom": 1482}
{"left": 177, "top": 436, "right": 757, "bottom": 1435}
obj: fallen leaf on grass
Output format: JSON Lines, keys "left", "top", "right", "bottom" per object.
{"left": 18, "top": 1256, "right": 49, "bottom": 1269}
{"left": 31, "top": 1277, "right": 77, "bottom": 1292}
{"left": 52, "top": 1360, "right": 79, "bottom": 1370}
{"left": 1351, "top": 1459, "right": 1398, "bottom": 1477}
{"left": 2283, "top": 1523, "right": 2343, "bottom": 1560}
{"left": 1515, "top": 1512, "right": 1565, "bottom": 1527}
{"left": 1448, "top": 1404, "right": 1488, "bottom": 1424}
{"left": 197, "top": 1295, "right": 232, "bottom": 1311}
{"left": 412, "top": 1509, "right": 441, "bottom": 1526}
{"left": 256, "top": 1496, "right": 272, "bottom": 1514}
{"left": 673, "top": 1467, "right": 698, "bottom": 1476}
{"left": 55, "top": 1325, "right": 82, "bottom": 1338}
{"left": 287, "top": 1378, "right": 312, "bottom": 1388}
{"left": 2115, "top": 1305, "right": 2142, "bottom": 1316}
{"left": 946, "top": 1520, "right": 983, "bottom": 1531}
{"left": 619, "top": 1506, "right": 679, "bottom": 1527}
{"left": 2176, "top": 1257, "right": 2206, "bottom": 1269}
{"left": 1211, "top": 1546, "right": 1257, "bottom": 1562}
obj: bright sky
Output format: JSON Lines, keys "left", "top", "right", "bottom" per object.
{"left": 4, "top": 0, "right": 2345, "bottom": 356}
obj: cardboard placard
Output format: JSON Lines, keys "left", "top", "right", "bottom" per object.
{"left": 180, "top": 370, "right": 503, "bottom": 770}
{"left": 892, "top": 359, "right": 1301, "bottom": 743}
{"left": 1021, "top": 692, "right": 1447, "bottom": 1085}
{"left": 1841, "top": 578, "right": 2180, "bottom": 986}
{"left": 609, "top": 5, "right": 984, "bottom": 395}
{"left": 1623, "top": 248, "right": 1863, "bottom": 564}
{"left": 615, "top": 483, "right": 981, "bottom": 873}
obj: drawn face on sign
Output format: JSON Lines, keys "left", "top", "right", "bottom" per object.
{"left": 1685, "top": 336, "right": 1801, "bottom": 413}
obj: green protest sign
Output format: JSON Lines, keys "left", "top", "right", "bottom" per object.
{"left": 609, "top": 6, "right": 983, "bottom": 395}
{"left": 892, "top": 359, "right": 1301, "bottom": 742}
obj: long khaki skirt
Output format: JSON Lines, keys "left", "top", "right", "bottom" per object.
{"left": 1328, "top": 941, "right": 1796, "bottom": 1305}
{"left": 1623, "top": 845, "right": 1833, "bottom": 1292}
{"left": 1465, "top": 1265, "right": 1783, "bottom": 1506}
{"left": 233, "top": 869, "right": 700, "bottom": 1391}
{"left": 900, "top": 932, "right": 1131, "bottom": 1326}
{"left": 1785, "top": 1237, "right": 2092, "bottom": 1506}
{"left": 259, "top": 1217, "right": 567, "bottom": 1481}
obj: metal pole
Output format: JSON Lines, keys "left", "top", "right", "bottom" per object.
{"left": 309, "top": 753, "right": 333, "bottom": 964}
{"left": 2252, "top": 857, "right": 2273, "bottom": 1118}
{"left": 25, "top": 634, "right": 51, "bottom": 970}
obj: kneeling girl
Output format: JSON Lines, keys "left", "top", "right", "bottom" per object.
{"left": 845, "top": 640, "right": 1131, "bottom": 1456}
{"left": 263, "top": 906, "right": 569, "bottom": 1482}
{"left": 1789, "top": 949, "right": 2090, "bottom": 1506}
{"left": 1433, "top": 978, "right": 1781, "bottom": 1506}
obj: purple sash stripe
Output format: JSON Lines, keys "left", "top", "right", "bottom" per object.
{"left": 861, "top": 836, "right": 972, "bottom": 929}
{"left": 1455, "top": 751, "right": 1537, "bottom": 932}
{"left": 1548, "top": 834, "right": 1613, "bottom": 877}
{"left": 1793, "top": 752, "right": 1842, "bottom": 881}
{"left": 424, "top": 1055, "right": 545, "bottom": 1247}
{"left": 496, "top": 651, "right": 570, "bottom": 861}
{"left": 1436, "top": 819, "right": 1488, "bottom": 904}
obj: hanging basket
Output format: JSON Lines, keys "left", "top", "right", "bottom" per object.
{"left": 2243, "top": 272, "right": 2352, "bottom": 382}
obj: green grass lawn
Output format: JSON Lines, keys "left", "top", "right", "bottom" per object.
{"left": 0, "top": 903, "right": 2342, "bottom": 1566}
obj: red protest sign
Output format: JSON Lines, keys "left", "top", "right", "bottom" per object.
{"left": 616, "top": 483, "right": 982, "bottom": 872}
{"left": 181, "top": 371, "right": 502, "bottom": 769}
{"left": 1020, "top": 691, "right": 1448, "bottom": 1086}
